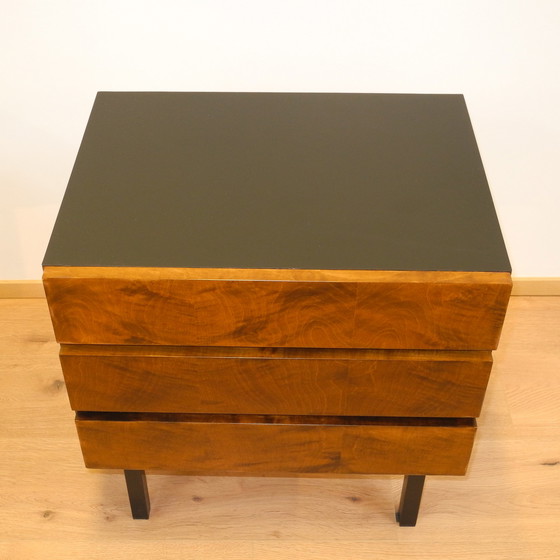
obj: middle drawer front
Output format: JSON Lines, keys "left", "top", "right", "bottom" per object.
{"left": 61, "top": 346, "right": 492, "bottom": 417}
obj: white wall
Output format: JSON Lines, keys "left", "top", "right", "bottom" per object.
{"left": 2, "top": 0, "right": 559, "bottom": 279}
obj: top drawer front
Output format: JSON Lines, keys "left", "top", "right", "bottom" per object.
{"left": 43, "top": 268, "right": 511, "bottom": 350}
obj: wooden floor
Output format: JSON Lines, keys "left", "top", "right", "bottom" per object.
{"left": 0, "top": 297, "right": 559, "bottom": 559}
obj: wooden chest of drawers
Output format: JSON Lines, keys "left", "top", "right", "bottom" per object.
{"left": 43, "top": 92, "right": 511, "bottom": 525}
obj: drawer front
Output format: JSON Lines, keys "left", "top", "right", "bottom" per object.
{"left": 61, "top": 346, "right": 492, "bottom": 417}
{"left": 76, "top": 413, "right": 476, "bottom": 476}
{"left": 43, "top": 268, "right": 512, "bottom": 350}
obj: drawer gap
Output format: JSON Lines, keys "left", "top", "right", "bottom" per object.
{"left": 76, "top": 411, "right": 476, "bottom": 428}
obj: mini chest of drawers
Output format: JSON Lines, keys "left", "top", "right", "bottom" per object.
{"left": 43, "top": 92, "right": 511, "bottom": 526}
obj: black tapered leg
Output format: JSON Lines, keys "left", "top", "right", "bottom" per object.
{"left": 124, "top": 470, "right": 150, "bottom": 519}
{"left": 396, "top": 475, "right": 425, "bottom": 526}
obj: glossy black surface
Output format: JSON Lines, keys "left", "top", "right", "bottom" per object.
{"left": 44, "top": 92, "right": 510, "bottom": 272}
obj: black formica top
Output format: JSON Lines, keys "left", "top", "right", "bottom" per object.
{"left": 44, "top": 92, "right": 510, "bottom": 272}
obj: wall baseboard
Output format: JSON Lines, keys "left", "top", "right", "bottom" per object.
{"left": 1, "top": 278, "right": 560, "bottom": 299}
{"left": 510, "top": 278, "right": 560, "bottom": 296}
{"left": 0, "top": 281, "right": 45, "bottom": 299}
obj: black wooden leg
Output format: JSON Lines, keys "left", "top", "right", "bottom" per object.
{"left": 396, "top": 475, "right": 425, "bottom": 526}
{"left": 124, "top": 470, "right": 150, "bottom": 519}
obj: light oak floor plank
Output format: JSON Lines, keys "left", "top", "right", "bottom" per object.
{"left": 0, "top": 297, "right": 559, "bottom": 559}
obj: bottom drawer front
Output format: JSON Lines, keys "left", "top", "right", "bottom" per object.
{"left": 76, "top": 414, "right": 476, "bottom": 476}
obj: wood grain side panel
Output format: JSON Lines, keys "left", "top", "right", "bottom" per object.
{"left": 75, "top": 417, "right": 476, "bottom": 475}
{"left": 43, "top": 270, "right": 512, "bottom": 349}
{"left": 61, "top": 349, "right": 492, "bottom": 417}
